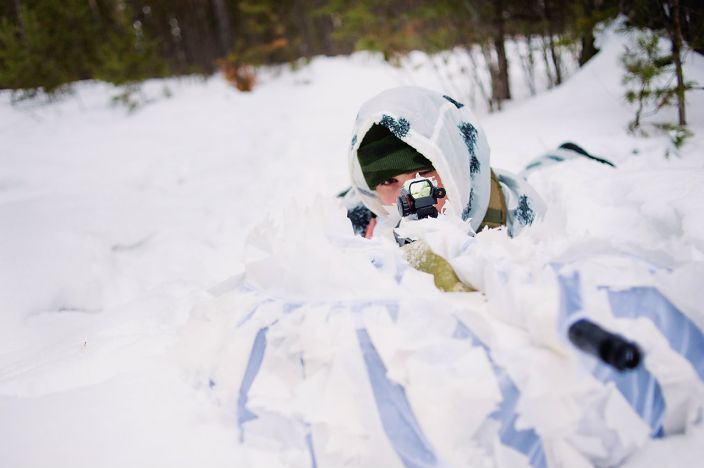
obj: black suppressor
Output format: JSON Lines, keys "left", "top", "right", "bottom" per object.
{"left": 567, "top": 319, "right": 642, "bottom": 371}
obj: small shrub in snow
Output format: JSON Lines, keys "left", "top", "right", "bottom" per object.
{"left": 620, "top": 30, "right": 696, "bottom": 147}
{"left": 218, "top": 58, "right": 256, "bottom": 92}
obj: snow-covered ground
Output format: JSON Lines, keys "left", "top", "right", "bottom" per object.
{"left": 1, "top": 28, "right": 703, "bottom": 467}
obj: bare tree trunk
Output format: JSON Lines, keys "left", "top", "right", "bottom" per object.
{"left": 211, "top": 0, "right": 233, "bottom": 57}
{"left": 520, "top": 35, "right": 537, "bottom": 96}
{"left": 168, "top": 15, "right": 188, "bottom": 73}
{"left": 292, "top": 0, "right": 312, "bottom": 58}
{"left": 493, "top": 0, "right": 511, "bottom": 102}
{"left": 13, "top": 0, "right": 22, "bottom": 19}
{"left": 669, "top": 0, "right": 687, "bottom": 126}
{"left": 87, "top": 0, "right": 98, "bottom": 17}
{"left": 578, "top": 0, "right": 598, "bottom": 66}
{"left": 13, "top": 0, "right": 26, "bottom": 46}
{"left": 311, "top": 0, "right": 337, "bottom": 56}
{"left": 540, "top": 35, "right": 555, "bottom": 88}
{"left": 543, "top": 0, "right": 562, "bottom": 85}
{"left": 631, "top": 83, "right": 647, "bottom": 131}
{"left": 480, "top": 42, "right": 498, "bottom": 111}
{"left": 181, "top": 0, "right": 218, "bottom": 72}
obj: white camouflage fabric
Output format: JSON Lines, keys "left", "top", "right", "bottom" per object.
{"left": 177, "top": 88, "right": 703, "bottom": 468}
{"left": 347, "top": 86, "right": 545, "bottom": 237}
{"left": 180, "top": 196, "right": 704, "bottom": 468}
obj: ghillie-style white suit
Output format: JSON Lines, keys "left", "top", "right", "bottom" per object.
{"left": 346, "top": 86, "right": 545, "bottom": 237}
{"left": 180, "top": 88, "right": 704, "bottom": 468}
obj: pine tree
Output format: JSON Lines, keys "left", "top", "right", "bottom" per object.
{"left": 92, "top": 3, "right": 167, "bottom": 85}
{"left": 0, "top": 0, "right": 166, "bottom": 98}
{"left": 621, "top": 29, "right": 694, "bottom": 146}
{"left": 0, "top": 0, "right": 100, "bottom": 96}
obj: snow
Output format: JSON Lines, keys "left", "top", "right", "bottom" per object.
{"left": 1, "top": 26, "right": 704, "bottom": 466}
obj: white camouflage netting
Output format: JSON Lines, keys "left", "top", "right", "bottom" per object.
{"left": 180, "top": 196, "right": 704, "bottom": 468}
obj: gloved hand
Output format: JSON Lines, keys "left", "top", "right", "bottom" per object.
{"left": 402, "top": 240, "right": 475, "bottom": 292}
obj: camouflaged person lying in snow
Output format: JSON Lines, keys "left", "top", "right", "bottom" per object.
{"left": 339, "top": 86, "right": 614, "bottom": 292}
{"left": 181, "top": 85, "right": 703, "bottom": 467}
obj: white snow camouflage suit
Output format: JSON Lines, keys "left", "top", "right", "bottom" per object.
{"left": 344, "top": 86, "right": 545, "bottom": 238}
{"left": 180, "top": 87, "right": 704, "bottom": 468}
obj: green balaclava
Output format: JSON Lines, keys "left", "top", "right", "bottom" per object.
{"left": 357, "top": 124, "right": 433, "bottom": 189}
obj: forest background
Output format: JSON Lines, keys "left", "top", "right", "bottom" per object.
{"left": 0, "top": 1, "right": 702, "bottom": 121}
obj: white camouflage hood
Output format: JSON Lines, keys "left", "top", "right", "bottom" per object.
{"left": 348, "top": 86, "right": 492, "bottom": 232}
